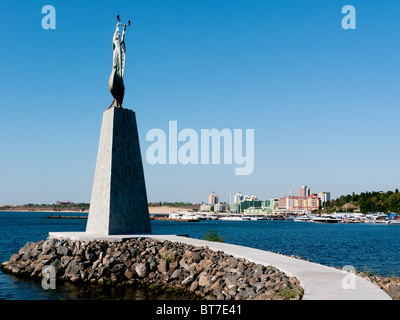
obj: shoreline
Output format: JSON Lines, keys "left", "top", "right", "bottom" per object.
{"left": 1, "top": 210, "right": 399, "bottom": 297}
{"left": 0, "top": 206, "right": 195, "bottom": 214}
{"left": 1, "top": 236, "right": 304, "bottom": 300}
{"left": 1, "top": 234, "right": 399, "bottom": 299}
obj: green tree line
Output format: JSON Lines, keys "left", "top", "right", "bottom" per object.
{"left": 328, "top": 189, "right": 400, "bottom": 213}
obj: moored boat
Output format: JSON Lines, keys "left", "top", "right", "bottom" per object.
{"left": 294, "top": 216, "right": 311, "bottom": 222}
{"left": 312, "top": 215, "right": 342, "bottom": 223}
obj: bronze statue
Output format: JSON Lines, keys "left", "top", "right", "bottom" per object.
{"left": 109, "top": 16, "right": 131, "bottom": 108}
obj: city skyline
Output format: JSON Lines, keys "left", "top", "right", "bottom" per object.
{"left": 1, "top": 1, "right": 400, "bottom": 205}
{"left": 204, "top": 185, "right": 330, "bottom": 206}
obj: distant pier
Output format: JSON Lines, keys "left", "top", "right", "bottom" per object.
{"left": 150, "top": 217, "right": 200, "bottom": 222}
{"left": 47, "top": 215, "right": 88, "bottom": 219}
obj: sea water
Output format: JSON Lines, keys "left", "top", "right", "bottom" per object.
{"left": 1, "top": 212, "right": 400, "bottom": 299}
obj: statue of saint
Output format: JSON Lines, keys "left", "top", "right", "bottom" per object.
{"left": 109, "top": 18, "right": 131, "bottom": 108}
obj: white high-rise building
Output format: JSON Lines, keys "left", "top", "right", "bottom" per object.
{"left": 318, "top": 192, "right": 331, "bottom": 204}
{"left": 233, "top": 192, "right": 243, "bottom": 203}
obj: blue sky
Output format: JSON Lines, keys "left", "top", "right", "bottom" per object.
{"left": 1, "top": 0, "right": 400, "bottom": 205}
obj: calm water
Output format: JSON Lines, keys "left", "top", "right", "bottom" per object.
{"left": 1, "top": 211, "right": 400, "bottom": 299}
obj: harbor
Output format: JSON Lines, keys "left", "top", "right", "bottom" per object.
{"left": 150, "top": 210, "right": 400, "bottom": 224}
{"left": 286, "top": 212, "right": 400, "bottom": 224}
{"left": 43, "top": 209, "right": 400, "bottom": 225}
{"left": 2, "top": 211, "right": 400, "bottom": 301}
{"left": 150, "top": 211, "right": 287, "bottom": 222}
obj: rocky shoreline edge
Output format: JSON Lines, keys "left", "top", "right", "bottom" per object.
{"left": 1, "top": 237, "right": 304, "bottom": 300}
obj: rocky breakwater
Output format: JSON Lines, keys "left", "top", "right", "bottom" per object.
{"left": 1, "top": 237, "right": 303, "bottom": 300}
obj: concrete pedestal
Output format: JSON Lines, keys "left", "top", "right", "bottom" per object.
{"left": 85, "top": 107, "right": 152, "bottom": 235}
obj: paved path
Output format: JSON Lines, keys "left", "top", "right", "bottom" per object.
{"left": 49, "top": 232, "right": 392, "bottom": 300}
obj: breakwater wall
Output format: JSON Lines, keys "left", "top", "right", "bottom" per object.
{"left": 1, "top": 237, "right": 303, "bottom": 300}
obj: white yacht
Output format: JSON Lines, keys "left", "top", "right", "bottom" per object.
{"left": 218, "top": 215, "right": 250, "bottom": 221}
{"left": 312, "top": 215, "right": 342, "bottom": 223}
{"left": 250, "top": 216, "right": 265, "bottom": 221}
{"left": 293, "top": 215, "right": 311, "bottom": 222}
{"left": 193, "top": 213, "right": 207, "bottom": 220}
{"left": 206, "top": 215, "right": 219, "bottom": 220}
{"left": 180, "top": 212, "right": 198, "bottom": 220}
{"left": 168, "top": 212, "right": 182, "bottom": 220}
{"left": 365, "top": 212, "right": 388, "bottom": 223}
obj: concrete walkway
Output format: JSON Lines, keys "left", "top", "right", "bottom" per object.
{"left": 49, "top": 232, "right": 392, "bottom": 300}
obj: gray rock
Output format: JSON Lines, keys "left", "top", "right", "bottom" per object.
{"left": 5, "top": 237, "right": 303, "bottom": 301}
{"left": 170, "top": 269, "right": 182, "bottom": 280}
{"left": 135, "top": 263, "right": 147, "bottom": 278}
{"left": 179, "top": 259, "right": 190, "bottom": 271}
{"left": 192, "top": 253, "right": 202, "bottom": 263}
{"left": 18, "top": 242, "right": 35, "bottom": 256}
{"left": 198, "top": 272, "right": 209, "bottom": 287}
{"left": 237, "top": 289, "right": 251, "bottom": 299}
{"left": 60, "top": 256, "right": 72, "bottom": 268}
{"left": 149, "top": 260, "right": 157, "bottom": 271}
{"left": 111, "top": 263, "right": 125, "bottom": 274}
{"left": 189, "top": 280, "right": 199, "bottom": 292}
{"left": 57, "top": 245, "right": 71, "bottom": 256}
{"left": 149, "top": 246, "right": 156, "bottom": 254}
{"left": 8, "top": 253, "right": 21, "bottom": 264}
{"left": 65, "top": 260, "right": 81, "bottom": 278}
{"left": 42, "top": 239, "right": 57, "bottom": 255}
{"left": 50, "top": 259, "right": 63, "bottom": 275}
{"left": 182, "top": 275, "right": 195, "bottom": 286}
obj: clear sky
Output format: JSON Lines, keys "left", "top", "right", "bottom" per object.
{"left": 1, "top": 0, "right": 400, "bottom": 205}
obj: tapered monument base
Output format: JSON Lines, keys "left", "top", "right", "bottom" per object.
{"left": 85, "top": 107, "right": 151, "bottom": 235}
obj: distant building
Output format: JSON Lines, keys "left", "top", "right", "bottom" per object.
{"left": 242, "top": 198, "right": 278, "bottom": 215}
{"left": 200, "top": 203, "right": 212, "bottom": 212}
{"left": 262, "top": 199, "right": 279, "bottom": 215}
{"left": 298, "top": 186, "right": 310, "bottom": 197}
{"left": 214, "top": 202, "right": 229, "bottom": 212}
{"left": 55, "top": 201, "right": 75, "bottom": 205}
{"left": 233, "top": 192, "right": 243, "bottom": 203}
{"left": 230, "top": 199, "right": 263, "bottom": 213}
{"left": 208, "top": 192, "right": 218, "bottom": 205}
{"left": 278, "top": 196, "right": 295, "bottom": 210}
{"left": 242, "top": 195, "right": 258, "bottom": 201}
{"left": 318, "top": 192, "right": 331, "bottom": 204}
{"left": 278, "top": 194, "right": 320, "bottom": 212}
